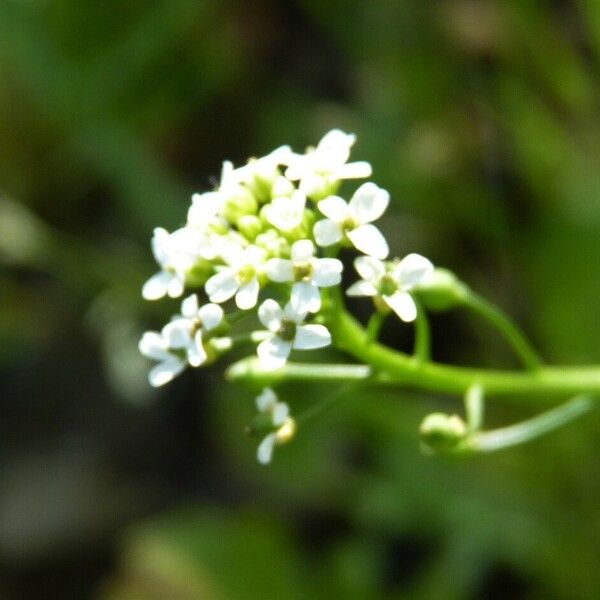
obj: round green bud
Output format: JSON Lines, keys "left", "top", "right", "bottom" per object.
{"left": 255, "top": 229, "right": 290, "bottom": 258}
{"left": 419, "top": 412, "right": 467, "bottom": 453}
{"left": 222, "top": 185, "right": 258, "bottom": 225}
{"left": 185, "top": 259, "right": 214, "bottom": 288}
{"left": 413, "top": 268, "right": 468, "bottom": 313}
{"left": 237, "top": 215, "right": 263, "bottom": 242}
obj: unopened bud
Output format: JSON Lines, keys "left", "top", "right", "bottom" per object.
{"left": 420, "top": 412, "right": 467, "bottom": 452}
{"left": 413, "top": 268, "right": 468, "bottom": 312}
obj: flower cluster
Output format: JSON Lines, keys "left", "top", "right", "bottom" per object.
{"left": 138, "top": 129, "right": 434, "bottom": 462}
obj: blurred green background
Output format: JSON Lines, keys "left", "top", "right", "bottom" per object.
{"left": 1, "top": 1, "right": 600, "bottom": 598}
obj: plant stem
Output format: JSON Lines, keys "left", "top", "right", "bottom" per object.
{"left": 463, "top": 290, "right": 542, "bottom": 372}
{"left": 464, "top": 384, "right": 484, "bottom": 432}
{"left": 228, "top": 291, "right": 600, "bottom": 402}
{"left": 463, "top": 395, "right": 595, "bottom": 452}
{"left": 365, "top": 311, "right": 386, "bottom": 344}
{"left": 413, "top": 298, "right": 431, "bottom": 362}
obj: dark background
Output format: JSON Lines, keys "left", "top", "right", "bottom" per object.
{"left": 1, "top": 1, "right": 600, "bottom": 598}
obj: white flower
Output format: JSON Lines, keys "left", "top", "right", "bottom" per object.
{"left": 346, "top": 253, "right": 434, "bottom": 322}
{"left": 263, "top": 190, "right": 306, "bottom": 232}
{"left": 266, "top": 239, "right": 343, "bottom": 313}
{"left": 225, "top": 145, "right": 294, "bottom": 187}
{"left": 285, "top": 129, "right": 372, "bottom": 198}
{"left": 162, "top": 294, "right": 224, "bottom": 367}
{"left": 256, "top": 299, "right": 331, "bottom": 370}
{"left": 186, "top": 191, "right": 226, "bottom": 234}
{"left": 255, "top": 388, "right": 296, "bottom": 464}
{"left": 138, "top": 330, "right": 186, "bottom": 387}
{"left": 313, "top": 182, "right": 390, "bottom": 259}
{"left": 205, "top": 244, "right": 266, "bottom": 309}
{"left": 142, "top": 227, "right": 199, "bottom": 300}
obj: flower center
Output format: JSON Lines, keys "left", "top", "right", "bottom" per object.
{"left": 237, "top": 264, "right": 256, "bottom": 284}
{"left": 379, "top": 274, "right": 397, "bottom": 297}
{"left": 341, "top": 217, "right": 357, "bottom": 233}
{"left": 277, "top": 319, "right": 297, "bottom": 342}
{"left": 293, "top": 261, "right": 314, "bottom": 282}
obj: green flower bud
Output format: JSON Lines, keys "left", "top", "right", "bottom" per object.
{"left": 237, "top": 215, "right": 263, "bottom": 241}
{"left": 255, "top": 229, "right": 290, "bottom": 258}
{"left": 222, "top": 185, "right": 258, "bottom": 225}
{"left": 185, "top": 259, "right": 214, "bottom": 287}
{"left": 413, "top": 268, "right": 468, "bottom": 312}
{"left": 419, "top": 412, "right": 467, "bottom": 453}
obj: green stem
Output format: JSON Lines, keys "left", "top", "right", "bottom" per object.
{"left": 463, "top": 395, "right": 595, "bottom": 452}
{"left": 365, "top": 311, "right": 386, "bottom": 344}
{"left": 464, "top": 384, "right": 484, "bottom": 432}
{"left": 413, "top": 298, "right": 431, "bottom": 362}
{"left": 463, "top": 291, "right": 542, "bottom": 372}
{"left": 228, "top": 291, "right": 600, "bottom": 402}
{"left": 323, "top": 289, "right": 600, "bottom": 399}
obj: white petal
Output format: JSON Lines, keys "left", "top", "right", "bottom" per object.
{"left": 392, "top": 253, "right": 434, "bottom": 289}
{"left": 257, "top": 336, "right": 291, "bottom": 370}
{"left": 293, "top": 324, "right": 331, "bottom": 350}
{"left": 312, "top": 258, "right": 343, "bottom": 287}
{"left": 282, "top": 302, "right": 307, "bottom": 324}
{"left": 314, "top": 219, "right": 343, "bottom": 247}
{"left": 272, "top": 402, "right": 290, "bottom": 426}
{"left": 236, "top": 278, "right": 260, "bottom": 310}
{"left": 258, "top": 299, "right": 284, "bottom": 331}
{"left": 205, "top": 269, "right": 238, "bottom": 303}
{"left": 256, "top": 388, "right": 278, "bottom": 412}
{"left": 384, "top": 291, "right": 417, "bottom": 322}
{"left": 315, "top": 129, "right": 354, "bottom": 169}
{"left": 354, "top": 256, "right": 385, "bottom": 282}
{"left": 346, "top": 224, "right": 389, "bottom": 259}
{"left": 149, "top": 358, "right": 186, "bottom": 387}
{"left": 187, "top": 331, "right": 207, "bottom": 367}
{"left": 198, "top": 303, "right": 224, "bottom": 331}
{"left": 349, "top": 182, "right": 389, "bottom": 224}
{"left": 317, "top": 195, "right": 350, "bottom": 222}
{"left": 151, "top": 227, "right": 171, "bottom": 265}
{"left": 336, "top": 161, "right": 372, "bottom": 179}
{"left": 257, "top": 433, "right": 277, "bottom": 464}
{"left": 166, "top": 274, "right": 185, "bottom": 299}
{"left": 142, "top": 271, "right": 171, "bottom": 300}
{"left": 139, "top": 331, "right": 169, "bottom": 360}
{"left": 291, "top": 282, "right": 321, "bottom": 314}
{"left": 181, "top": 294, "right": 199, "bottom": 318}
{"left": 291, "top": 239, "right": 315, "bottom": 262}
{"left": 266, "top": 258, "right": 294, "bottom": 282}
{"left": 346, "top": 280, "right": 378, "bottom": 297}
{"left": 162, "top": 318, "right": 192, "bottom": 349}
{"left": 272, "top": 175, "right": 295, "bottom": 197}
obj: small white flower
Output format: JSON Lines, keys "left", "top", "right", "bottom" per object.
{"left": 255, "top": 388, "right": 296, "bottom": 464}
{"left": 142, "top": 227, "right": 199, "bottom": 300}
{"left": 285, "top": 129, "right": 372, "bottom": 198}
{"left": 313, "top": 182, "right": 390, "bottom": 259}
{"left": 186, "top": 191, "right": 226, "bottom": 234}
{"left": 162, "top": 294, "right": 224, "bottom": 367}
{"left": 346, "top": 253, "right": 434, "bottom": 322}
{"left": 263, "top": 190, "right": 307, "bottom": 232}
{"left": 256, "top": 299, "right": 331, "bottom": 370}
{"left": 205, "top": 244, "right": 266, "bottom": 309}
{"left": 225, "top": 146, "right": 294, "bottom": 188}
{"left": 138, "top": 330, "right": 186, "bottom": 387}
{"left": 266, "top": 239, "right": 343, "bottom": 313}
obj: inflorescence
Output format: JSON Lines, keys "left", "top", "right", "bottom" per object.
{"left": 139, "top": 129, "right": 435, "bottom": 462}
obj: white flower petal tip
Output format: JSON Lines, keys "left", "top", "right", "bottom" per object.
{"left": 384, "top": 291, "right": 418, "bottom": 322}
{"left": 254, "top": 389, "right": 295, "bottom": 465}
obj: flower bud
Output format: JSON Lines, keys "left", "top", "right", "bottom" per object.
{"left": 221, "top": 185, "right": 258, "bottom": 225}
{"left": 237, "top": 215, "right": 263, "bottom": 241}
{"left": 419, "top": 412, "right": 467, "bottom": 453}
{"left": 255, "top": 229, "right": 290, "bottom": 258}
{"left": 413, "top": 268, "right": 468, "bottom": 312}
{"left": 185, "top": 259, "right": 214, "bottom": 287}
